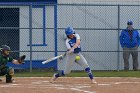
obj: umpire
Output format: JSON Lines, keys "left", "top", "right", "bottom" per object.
{"left": 0, "top": 45, "right": 25, "bottom": 83}
{"left": 120, "top": 20, "right": 140, "bottom": 71}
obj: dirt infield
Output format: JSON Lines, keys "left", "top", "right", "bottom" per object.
{"left": 0, "top": 77, "right": 140, "bottom": 93}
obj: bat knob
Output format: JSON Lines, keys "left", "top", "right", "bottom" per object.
{"left": 42, "top": 61, "right": 46, "bottom": 64}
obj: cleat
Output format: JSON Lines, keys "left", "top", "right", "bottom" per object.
{"left": 6, "top": 80, "right": 13, "bottom": 83}
{"left": 50, "top": 74, "right": 57, "bottom": 83}
{"left": 91, "top": 79, "right": 97, "bottom": 84}
{"left": 6, "top": 79, "right": 14, "bottom": 83}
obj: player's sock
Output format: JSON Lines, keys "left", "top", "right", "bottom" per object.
{"left": 85, "top": 67, "right": 94, "bottom": 80}
{"left": 55, "top": 70, "right": 65, "bottom": 78}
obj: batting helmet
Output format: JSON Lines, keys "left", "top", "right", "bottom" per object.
{"left": 127, "top": 20, "right": 133, "bottom": 25}
{"left": 65, "top": 27, "right": 75, "bottom": 36}
{"left": 0, "top": 45, "right": 11, "bottom": 52}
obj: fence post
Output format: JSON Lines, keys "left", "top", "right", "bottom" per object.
{"left": 54, "top": 4, "right": 58, "bottom": 70}
{"left": 117, "top": 5, "right": 120, "bottom": 71}
{"left": 29, "top": 4, "right": 33, "bottom": 72}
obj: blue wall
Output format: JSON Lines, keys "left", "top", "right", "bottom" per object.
{"left": 7, "top": 60, "right": 57, "bottom": 69}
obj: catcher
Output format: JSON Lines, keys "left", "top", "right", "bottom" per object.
{"left": 0, "top": 45, "right": 26, "bottom": 83}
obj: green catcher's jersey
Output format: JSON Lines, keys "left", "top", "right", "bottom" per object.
{"left": 0, "top": 55, "right": 13, "bottom": 69}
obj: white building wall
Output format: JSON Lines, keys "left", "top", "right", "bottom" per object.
{"left": 58, "top": 0, "right": 140, "bottom": 5}
{"left": 57, "top": 0, "right": 140, "bottom": 70}
{"left": 18, "top": 1, "right": 140, "bottom": 70}
{"left": 20, "top": 6, "right": 55, "bottom": 60}
{"left": 57, "top": 5, "right": 119, "bottom": 70}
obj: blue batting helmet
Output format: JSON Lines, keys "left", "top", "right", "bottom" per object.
{"left": 65, "top": 27, "right": 75, "bottom": 35}
{"left": 127, "top": 20, "right": 133, "bottom": 25}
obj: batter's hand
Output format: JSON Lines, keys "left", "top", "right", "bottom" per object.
{"left": 67, "top": 48, "right": 74, "bottom": 54}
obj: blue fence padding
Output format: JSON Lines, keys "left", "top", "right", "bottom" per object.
{"left": 7, "top": 60, "right": 57, "bottom": 69}
{"left": 0, "top": 0, "right": 57, "bottom": 3}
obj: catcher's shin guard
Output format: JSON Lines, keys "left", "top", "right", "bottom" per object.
{"left": 5, "top": 67, "right": 14, "bottom": 83}
{"left": 8, "top": 67, "right": 14, "bottom": 76}
{"left": 6, "top": 75, "right": 13, "bottom": 83}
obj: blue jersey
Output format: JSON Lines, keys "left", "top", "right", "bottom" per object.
{"left": 65, "top": 34, "right": 81, "bottom": 53}
{"left": 120, "top": 29, "right": 140, "bottom": 48}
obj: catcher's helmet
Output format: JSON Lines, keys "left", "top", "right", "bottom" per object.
{"left": 0, "top": 45, "right": 11, "bottom": 52}
{"left": 65, "top": 27, "right": 75, "bottom": 36}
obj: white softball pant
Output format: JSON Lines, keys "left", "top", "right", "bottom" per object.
{"left": 64, "top": 53, "right": 89, "bottom": 75}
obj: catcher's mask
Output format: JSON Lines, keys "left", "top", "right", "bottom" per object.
{"left": 0, "top": 45, "right": 11, "bottom": 56}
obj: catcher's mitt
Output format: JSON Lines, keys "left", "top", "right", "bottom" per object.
{"left": 18, "top": 55, "right": 26, "bottom": 64}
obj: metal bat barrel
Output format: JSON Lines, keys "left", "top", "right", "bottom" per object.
{"left": 42, "top": 55, "right": 63, "bottom": 64}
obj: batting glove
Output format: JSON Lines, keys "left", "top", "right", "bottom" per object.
{"left": 67, "top": 48, "right": 74, "bottom": 54}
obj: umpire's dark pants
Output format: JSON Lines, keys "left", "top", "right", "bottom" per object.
{"left": 123, "top": 46, "right": 138, "bottom": 70}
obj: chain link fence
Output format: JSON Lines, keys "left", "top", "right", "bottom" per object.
{"left": 0, "top": 3, "right": 140, "bottom": 73}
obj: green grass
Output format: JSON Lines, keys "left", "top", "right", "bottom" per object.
{"left": 14, "top": 70, "right": 140, "bottom": 77}
{"left": 94, "top": 70, "right": 140, "bottom": 77}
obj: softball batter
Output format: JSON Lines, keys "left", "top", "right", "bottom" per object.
{"left": 51, "top": 27, "right": 97, "bottom": 84}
